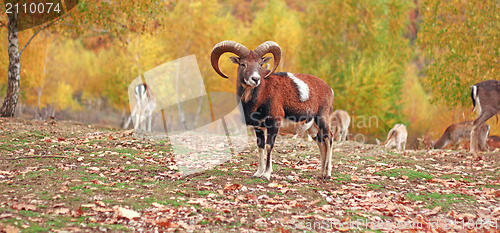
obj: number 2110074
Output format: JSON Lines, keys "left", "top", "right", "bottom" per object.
{"left": 5, "top": 2, "right": 61, "bottom": 14}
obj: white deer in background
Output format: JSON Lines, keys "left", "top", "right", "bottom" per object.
{"left": 331, "top": 109, "right": 350, "bottom": 142}
{"left": 130, "top": 83, "right": 156, "bottom": 131}
{"left": 376, "top": 123, "right": 408, "bottom": 150}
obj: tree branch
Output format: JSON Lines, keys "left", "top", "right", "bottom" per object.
{"left": 0, "top": 20, "right": 6, "bottom": 28}
{"left": 19, "top": 16, "right": 66, "bottom": 56}
{"left": 56, "top": 22, "right": 110, "bottom": 33}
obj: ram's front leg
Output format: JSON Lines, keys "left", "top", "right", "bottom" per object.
{"left": 317, "top": 116, "right": 332, "bottom": 179}
{"left": 324, "top": 136, "right": 333, "bottom": 178}
{"left": 314, "top": 136, "right": 332, "bottom": 179}
{"left": 252, "top": 127, "right": 266, "bottom": 178}
{"left": 262, "top": 125, "right": 279, "bottom": 181}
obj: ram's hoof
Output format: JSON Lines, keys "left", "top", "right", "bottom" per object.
{"left": 255, "top": 171, "right": 270, "bottom": 180}
{"left": 252, "top": 174, "right": 267, "bottom": 179}
{"left": 252, "top": 171, "right": 263, "bottom": 178}
{"left": 318, "top": 174, "right": 332, "bottom": 180}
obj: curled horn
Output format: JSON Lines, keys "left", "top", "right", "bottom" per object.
{"left": 211, "top": 40, "right": 250, "bottom": 79}
{"left": 254, "top": 41, "right": 281, "bottom": 78}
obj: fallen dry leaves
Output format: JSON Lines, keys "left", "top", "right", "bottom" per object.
{"left": 1, "top": 118, "right": 500, "bottom": 232}
{"left": 11, "top": 202, "right": 36, "bottom": 211}
{"left": 113, "top": 206, "right": 140, "bottom": 220}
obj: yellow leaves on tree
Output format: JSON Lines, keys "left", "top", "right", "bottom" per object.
{"left": 52, "top": 81, "right": 77, "bottom": 111}
{"left": 162, "top": 0, "right": 236, "bottom": 94}
{"left": 299, "top": 0, "right": 414, "bottom": 140}
{"left": 247, "top": 0, "right": 303, "bottom": 72}
{"left": 419, "top": 0, "right": 500, "bottom": 107}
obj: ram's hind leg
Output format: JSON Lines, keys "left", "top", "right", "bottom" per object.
{"left": 307, "top": 121, "right": 325, "bottom": 179}
{"left": 313, "top": 138, "right": 327, "bottom": 179}
{"left": 252, "top": 127, "right": 266, "bottom": 178}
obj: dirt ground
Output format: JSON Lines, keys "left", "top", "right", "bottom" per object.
{"left": 1, "top": 117, "right": 500, "bottom": 232}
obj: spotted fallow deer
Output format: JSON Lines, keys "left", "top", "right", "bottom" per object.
{"left": 376, "top": 124, "right": 407, "bottom": 150}
{"left": 330, "top": 109, "right": 350, "bottom": 142}
{"left": 487, "top": 135, "right": 500, "bottom": 151}
{"left": 433, "top": 121, "right": 489, "bottom": 151}
{"left": 470, "top": 80, "right": 500, "bottom": 159}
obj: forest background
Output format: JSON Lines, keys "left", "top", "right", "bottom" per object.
{"left": 1, "top": 0, "right": 499, "bottom": 149}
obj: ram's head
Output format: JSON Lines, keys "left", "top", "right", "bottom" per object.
{"left": 210, "top": 41, "right": 281, "bottom": 87}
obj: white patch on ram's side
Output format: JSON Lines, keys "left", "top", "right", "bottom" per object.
{"left": 287, "top": 73, "right": 310, "bottom": 102}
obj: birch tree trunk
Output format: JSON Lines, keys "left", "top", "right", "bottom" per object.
{"left": 36, "top": 87, "right": 43, "bottom": 120}
{"left": 0, "top": 12, "right": 21, "bottom": 117}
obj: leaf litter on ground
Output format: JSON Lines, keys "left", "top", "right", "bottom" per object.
{"left": 1, "top": 118, "right": 500, "bottom": 232}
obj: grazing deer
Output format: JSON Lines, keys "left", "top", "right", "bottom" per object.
{"left": 470, "top": 80, "right": 500, "bottom": 159}
{"left": 487, "top": 135, "right": 500, "bottom": 151}
{"left": 131, "top": 83, "right": 156, "bottom": 131}
{"left": 376, "top": 124, "right": 407, "bottom": 150}
{"left": 433, "top": 121, "right": 489, "bottom": 151}
{"left": 330, "top": 110, "right": 350, "bottom": 142}
{"left": 417, "top": 134, "right": 434, "bottom": 149}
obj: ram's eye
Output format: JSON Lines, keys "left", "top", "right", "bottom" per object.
{"left": 240, "top": 63, "right": 247, "bottom": 68}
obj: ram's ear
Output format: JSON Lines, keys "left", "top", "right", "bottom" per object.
{"left": 230, "top": 56, "right": 240, "bottom": 64}
{"left": 262, "top": 56, "right": 272, "bottom": 65}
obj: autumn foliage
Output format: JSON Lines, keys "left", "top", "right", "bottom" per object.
{"left": 0, "top": 0, "right": 498, "bottom": 146}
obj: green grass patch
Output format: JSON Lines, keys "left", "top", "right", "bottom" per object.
{"left": 159, "top": 199, "right": 186, "bottom": 207}
{"left": 22, "top": 225, "right": 50, "bottom": 233}
{"left": 18, "top": 210, "right": 40, "bottom": 217}
{"left": 70, "top": 185, "right": 84, "bottom": 190}
{"left": 246, "top": 178, "right": 268, "bottom": 184}
{"left": 367, "top": 184, "right": 385, "bottom": 190}
{"left": 375, "top": 168, "right": 433, "bottom": 180}
{"left": 440, "top": 174, "right": 475, "bottom": 182}
{"left": 196, "top": 190, "right": 211, "bottom": 196}
{"left": 481, "top": 184, "right": 500, "bottom": 189}
{"left": 406, "top": 192, "right": 476, "bottom": 210}
{"left": 0, "top": 144, "right": 17, "bottom": 151}
{"left": 335, "top": 173, "right": 352, "bottom": 182}
{"left": 114, "top": 148, "right": 141, "bottom": 155}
